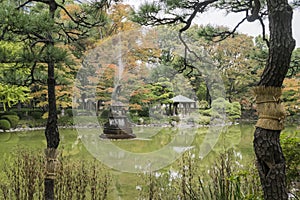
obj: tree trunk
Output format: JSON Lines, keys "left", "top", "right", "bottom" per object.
{"left": 253, "top": 0, "right": 295, "bottom": 199}
{"left": 45, "top": 61, "right": 60, "bottom": 149}
{"left": 44, "top": 61, "right": 60, "bottom": 200}
{"left": 205, "top": 83, "right": 212, "bottom": 108}
{"left": 44, "top": 2, "right": 59, "bottom": 199}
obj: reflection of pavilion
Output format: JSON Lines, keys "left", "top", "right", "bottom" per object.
{"left": 170, "top": 95, "right": 196, "bottom": 116}
{"left": 100, "top": 102, "right": 136, "bottom": 139}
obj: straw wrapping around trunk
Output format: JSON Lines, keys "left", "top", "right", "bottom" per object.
{"left": 45, "top": 148, "right": 59, "bottom": 180}
{"left": 253, "top": 86, "right": 286, "bottom": 130}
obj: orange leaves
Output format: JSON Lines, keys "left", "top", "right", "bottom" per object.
{"left": 130, "top": 87, "right": 150, "bottom": 96}
{"left": 109, "top": 4, "right": 139, "bottom": 33}
{"left": 60, "top": 4, "right": 81, "bottom": 21}
{"left": 130, "top": 103, "right": 142, "bottom": 110}
{"left": 32, "top": 84, "right": 73, "bottom": 108}
{"left": 283, "top": 77, "right": 300, "bottom": 91}
{"left": 282, "top": 76, "right": 300, "bottom": 114}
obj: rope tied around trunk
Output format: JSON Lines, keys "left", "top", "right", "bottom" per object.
{"left": 253, "top": 86, "right": 286, "bottom": 130}
{"left": 45, "top": 148, "right": 59, "bottom": 180}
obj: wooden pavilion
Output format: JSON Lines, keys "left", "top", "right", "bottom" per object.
{"left": 170, "top": 95, "right": 196, "bottom": 116}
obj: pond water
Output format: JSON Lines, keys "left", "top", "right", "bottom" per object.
{"left": 0, "top": 124, "right": 299, "bottom": 199}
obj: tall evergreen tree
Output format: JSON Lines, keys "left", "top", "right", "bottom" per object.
{"left": 132, "top": 0, "right": 297, "bottom": 199}
{"left": 0, "top": 0, "right": 114, "bottom": 199}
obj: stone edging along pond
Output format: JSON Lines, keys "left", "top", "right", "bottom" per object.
{"left": 0, "top": 121, "right": 239, "bottom": 133}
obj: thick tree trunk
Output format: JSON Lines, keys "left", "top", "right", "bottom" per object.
{"left": 45, "top": 62, "right": 60, "bottom": 149}
{"left": 254, "top": 128, "right": 288, "bottom": 199}
{"left": 254, "top": 0, "right": 295, "bottom": 199}
{"left": 45, "top": 2, "right": 59, "bottom": 199}
{"left": 44, "top": 61, "right": 60, "bottom": 200}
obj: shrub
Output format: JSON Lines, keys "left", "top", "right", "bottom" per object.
{"left": 65, "top": 108, "right": 75, "bottom": 117}
{"left": 200, "top": 98, "right": 242, "bottom": 123}
{"left": 198, "top": 100, "right": 209, "bottom": 109}
{"left": 0, "top": 119, "right": 11, "bottom": 131}
{"left": 58, "top": 116, "right": 74, "bottom": 126}
{"left": 100, "top": 109, "right": 110, "bottom": 119}
{"left": 137, "top": 107, "right": 150, "bottom": 117}
{"left": 30, "top": 111, "right": 43, "bottom": 119}
{"left": 1, "top": 115, "right": 19, "bottom": 128}
{"left": 169, "top": 116, "right": 180, "bottom": 123}
{"left": 0, "top": 111, "right": 17, "bottom": 116}
{"left": 198, "top": 115, "right": 210, "bottom": 125}
{"left": 199, "top": 109, "right": 211, "bottom": 117}
{"left": 27, "top": 119, "right": 47, "bottom": 128}
{"left": 281, "top": 132, "right": 300, "bottom": 192}
{"left": 228, "top": 102, "right": 242, "bottom": 121}
{"left": 9, "top": 108, "right": 31, "bottom": 119}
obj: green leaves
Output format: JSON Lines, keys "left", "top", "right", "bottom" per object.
{"left": 131, "top": 2, "right": 162, "bottom": 25}
{"left": 0, "top": 83, "right": 31, "bottom": 111}
{"left": 0, "top": 41, "right": 23, "bottom": 62}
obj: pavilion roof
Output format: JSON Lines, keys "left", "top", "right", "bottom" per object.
{"left": 170, "top": 95, "right": 195, "bottom": 103}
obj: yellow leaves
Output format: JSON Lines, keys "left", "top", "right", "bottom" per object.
{"left": 282, "top": 76, "right": 300, "bottom": 114}
{"left": 129, "top": 103, "right": 142, "bottom": 110}
{"left": 283, "top": 77, "right": 300, "bottom": 90}
{"left": 130, "top": 87, "right": 150, "bottom": 97}
{"left": 109, "top": 4, "right": 139, "bottom": 32}
{"left": 107, "top": 87, "right": 114, "bottom": 93}
{"left": 60, "top": 4, "right": 81, "bottom": 21}
{"left": 0, "top": 84, "right": 31, "bottom": 111}
{"left": 32, "top": 84, "right": 73, "bottom": 108}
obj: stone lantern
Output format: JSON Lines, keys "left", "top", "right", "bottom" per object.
{"left": 100, "top": 101, "right": 136, "bottom": 139}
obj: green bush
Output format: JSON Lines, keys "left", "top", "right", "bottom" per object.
{"left": 200, "top": 98, "right": 242, "bottom": 122}
{"left": 198, "top": 100, "right": 209, "bottom": 109}
{"left": 199, "top": 109, "right": 211, "bottom": 117}
{"left": 168, "top": 116, "right": 180, "bottom": 124}
{"left": 129, "top": 115, "right": 139, "bottom": 124}
{"left": 1, "top": 115, "right": 19, "bottom": 128}
{"left": 58, "top": 116, "right": 74, "bottom": 126}
{"left": 0, "top": 119, "right": 11, "bottom": 131}
{"left": 30, "top": 111, "right": 43, "bottom": 120}
{"left": 137, "top": 107, "right": 150, "bottom": 117}
{"left": 281, "top": 132, "right": 300, "bottom": 191}
{"left": 24, "top": 119, "right": 47, "bottom": 128}
{"left": 198, "top": 115, "right": 211, "bottom": 125}
{"left": 100, "top": 109, "right": 110, "bottom": 119}
{"left": 0, "top": 111, "right": 17, "bottom": 116}
{"left": 65, "top": 108, "right": 75, "bottom": 117}
{"left": 10, "top": 108, "right": 31, "bottom": 119}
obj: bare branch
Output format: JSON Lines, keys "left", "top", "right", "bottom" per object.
{"left": 180, "top": 0, "right": 217, "bottom": 32}
{"left": 214, "top": 16, "right": 247, "bottom": 42}
{"left": 17, "top": 0, "right": 51, "bottom": 9}
{"left": 258, "top": 16, "right": 270, "bottom": 47}
{"left": 16, "top": 0, "right": 33, "bottom": 9}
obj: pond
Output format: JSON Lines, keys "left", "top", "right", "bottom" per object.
{"left": 0, "top": 124, "right": 299, "bottom": 199}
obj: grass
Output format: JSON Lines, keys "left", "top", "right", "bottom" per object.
{"left": 0, "top": 149, "right": 111, "bottom": 200}
{"left": 137, "top": 150, "right": 263, "bottom": 200}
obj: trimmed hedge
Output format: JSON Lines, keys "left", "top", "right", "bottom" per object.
{"left": 0, "top": 119, "right": 11, "bottom": 130}
{"left": 9, "top": 109, "right": 46, "bottom": 120}
{"left": 10, "top": 108, "right": 31, "bottom": 119}
{"left": 1, "top": 115, "right": 19, "bottom": 128}
{"left": 31, "top": 111, "right": 43, "bottom": 119}
{"left": 65, "top": 108, "right": 76, "bottom": 117}
{"left": 0, "top": 111, "right": 17, "bottom": 116}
